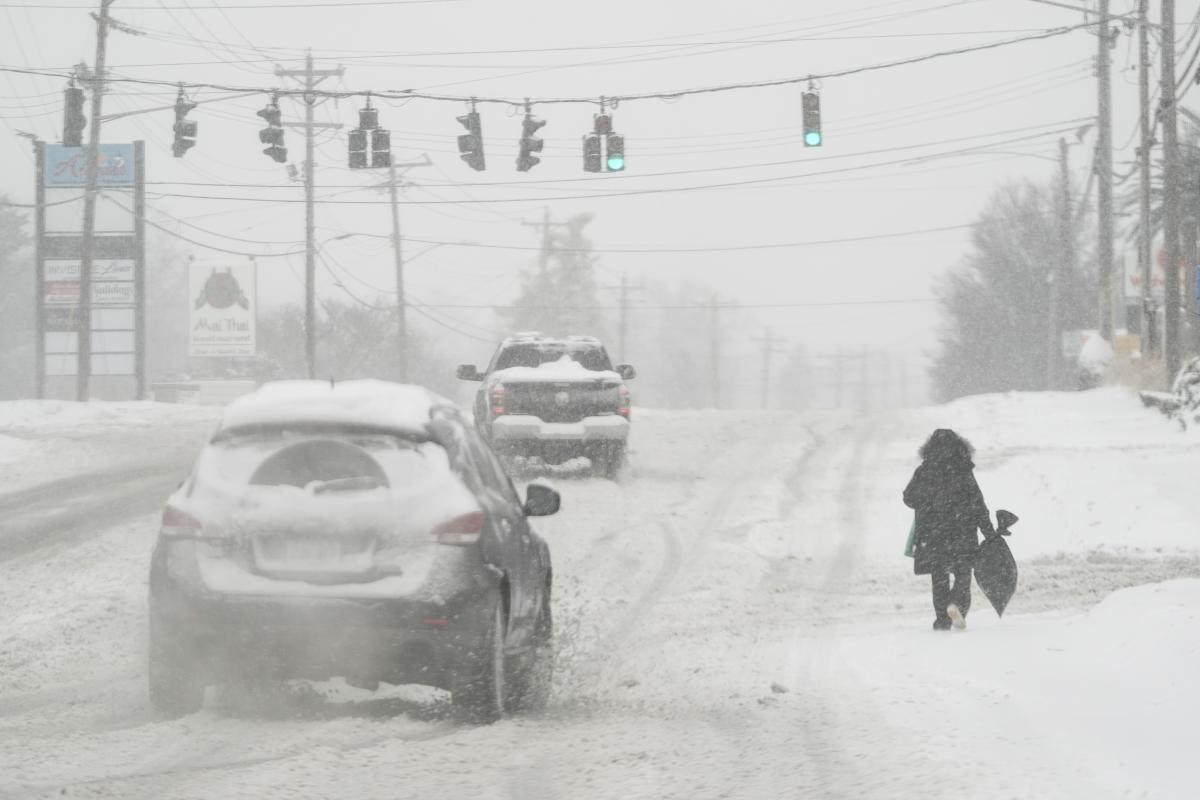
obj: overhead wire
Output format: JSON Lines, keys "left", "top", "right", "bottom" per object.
{"left": 0, "top": 21, "right": 1100, "bottom": 108}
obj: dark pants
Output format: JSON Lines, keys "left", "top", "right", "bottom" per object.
{"left": 931, "top": 568, "right": 971, "bottom": 624}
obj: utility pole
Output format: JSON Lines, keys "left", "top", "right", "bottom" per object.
{"left": 751, "top": 327, "right": 786, "bottom": 410}
{"left": 1049, "top": 137, "right": 1072, "bottom": 389}
{"left": 520, "top": 207, "right": 568, "bottom": 332}
{"left": 388, "top": 161, "right": 407, "bottom": 382}
{"left": 521, "top": 206, "right": 556, "bottom": 276}
{"left": 1162, "top": 0, "right": 1182, "bottom": 384}
{"left": 378, "top": 155, "right": 431, "bottom": 383}
{"left": 1096, "top": 0, "right": 1116, "bottom": 341}
{"left": 1138, "top": 0, "right": 1156, "bottom": 358}
{"left": 601, "top": 271, "right": 644, "bottom": 363}
{"left": 276, "top": 52, "right": 343, "bottom": 379}
{"left": 709, "top": 294, "right": 721, "bottom": 408}
{"left": 76, "top": 0, "right": 115, "bottom": 401}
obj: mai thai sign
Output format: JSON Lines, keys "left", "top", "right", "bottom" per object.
{"left": 44, "top": 144, "right": 136, "bottom": 187}
{"left": 189, "top": 261, "right": 257, "bottom": 357}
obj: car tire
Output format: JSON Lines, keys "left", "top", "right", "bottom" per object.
{"left": 507, "top": 590, "right": 553, "bottom": 714}
{"left": 148, "top": 612, "right": 206, "bottom": 718}
{"left": 451, "top": 601, "right": 507, "bottom": 724}
{"left": 592, "top": 442, "right": 626, "bottom": 479}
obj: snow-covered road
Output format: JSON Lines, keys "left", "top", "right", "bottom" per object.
{"left": 1, "top": 392, "right": 1198, "bottom": 799}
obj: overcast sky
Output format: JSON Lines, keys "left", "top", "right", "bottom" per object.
{"left": 2, "top": 0, "right": 1195, "bottom": 400}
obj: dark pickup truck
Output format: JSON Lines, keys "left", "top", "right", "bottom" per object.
{"left": 457, "top": 333, "right": 636, "bottom": 477}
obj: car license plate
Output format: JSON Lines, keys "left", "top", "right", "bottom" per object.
{"left": 284, "top": 537, "right": 341, "bottom": 563}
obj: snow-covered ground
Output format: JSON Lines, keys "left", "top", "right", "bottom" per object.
{"left": 0, "top": 389, "right": 1197, "bottom": 799}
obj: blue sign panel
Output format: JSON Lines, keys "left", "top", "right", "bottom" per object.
{"left": 44, "top": 144, "right": 135, "bottom": 187}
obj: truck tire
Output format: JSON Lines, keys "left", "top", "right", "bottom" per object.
{"left": 591, "top": 442, "right": 626, "bottom": 479}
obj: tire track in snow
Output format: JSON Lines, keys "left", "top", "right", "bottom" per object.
{"left": 0, "top": 459, "right": 190, "bottom": 564}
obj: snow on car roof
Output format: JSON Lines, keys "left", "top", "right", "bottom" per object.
{"left": 217, "top": 379, "right": 452, "bottom": 436}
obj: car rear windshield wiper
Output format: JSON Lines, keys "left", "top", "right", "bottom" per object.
{"left": 308, "top": 476, "right": 389, "bottom": 494}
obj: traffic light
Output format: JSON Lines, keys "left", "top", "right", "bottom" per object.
{"left": 583, "top": 133, "right": 602, "bottom": 172}
{"left": 172, "top": 90, "right": 197, "bottom": 158}
{"left": 371, "top": 129, "right": 391, "bottom": 168}
{"left": 347, "top": 100, "right": 391, "bottom": 169}
{"left": 257, "top": 98, "right": 287, "bottom": 163}
{"left": 517, "top": 112, "right": 545, "bottom": 172}
{"left": 348, "top": 129, "right": 367, "bottom": 169}
{"left": 358, "top": 105, "right": 379, "bottom": 131}
{"left": 63, "top": 84, "right": 86, "bottom": 147}
{"left": 457, "top": 110, "right": 485, "bottom": 171}
{"left": 606, "top": 133, "right": 625, "bottom": 172}
{"left": 802, "top": 91, "right": 822, "bottom": 147}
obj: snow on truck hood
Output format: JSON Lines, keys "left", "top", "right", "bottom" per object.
{"left": 493, "top": 356, "right": 622, "bottom": 383}
{"left": 217, "top": 379, "right": 450, "bottom": 436}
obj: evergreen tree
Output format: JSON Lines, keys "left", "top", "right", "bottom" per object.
{"left": 502, "top": 213, "right": 606, "bottom": 338}
{"left": 931, "top": 180, "right": 1096, "bottom": 401}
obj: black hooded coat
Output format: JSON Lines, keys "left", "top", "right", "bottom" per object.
{"left": 903, "top": 429, "right": 994, "bottom": 576}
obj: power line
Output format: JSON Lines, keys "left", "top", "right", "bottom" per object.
{"left": 0, "top": 1, "right": 461, "bottom": 8}
{"left": 0, "top": 21, "right": 1098, "bottom": 108}
{"left": 137, "top": 122, "right": 1088, "bottom": 205}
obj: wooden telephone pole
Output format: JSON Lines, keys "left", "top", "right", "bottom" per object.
{"left": 76, "top": 0, "right": 115, "bottom": 400}
{"left": 275, "top": 52, "right": 343, "bottom": 379}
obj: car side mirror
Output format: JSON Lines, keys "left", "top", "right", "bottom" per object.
{"left": 523, "top": 480, "right": 561, "bottom": 517}
{"left": 456, "top": 364, "right": 482, "bottom": 381}
{"left": 616, "top": 363, "right": 636, "bottom": 380}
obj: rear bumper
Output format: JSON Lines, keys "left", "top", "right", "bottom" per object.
{"left": 149, "top": 543, "right": 498, "bottom": 688}
{"left": 491, "top": 414, "right": 629, "bottom": 442}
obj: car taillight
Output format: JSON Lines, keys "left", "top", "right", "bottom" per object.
{"left": 491, "top": 384, "right": 506, "bottom": 417}
{"left": 160, "top": 505, "right": 202, "bottom": 538}
{"left": 432, "top": 511, "right": 484, "bottom": 545}
{"left": 618, "top": 384, "right": 631, "bottom": 418}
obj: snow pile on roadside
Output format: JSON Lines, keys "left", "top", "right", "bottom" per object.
{"left": 0, "top": 400, "right": 222, "bottom": 436}
{"left": 832, "top": 578, "right": 1200, "bottom": 798}
{"left": 0, "top": 401, "right": 222, "bottom": 494}
{"left": 891, "top": 388, "right": 1200, "bottom": 557}
{"left": 0, "top": 433, "right": 33, "bottom": 465}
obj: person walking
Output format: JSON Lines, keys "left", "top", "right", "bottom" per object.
{"left": 903, "top": 429, "right": 995, "bottom": 631}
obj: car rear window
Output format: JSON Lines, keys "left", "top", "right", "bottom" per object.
{"left": 197, "top": 430, "right": 449, "bottom": 490}
{"left": 494, "top": 343, "right": 613, "bottom": 371}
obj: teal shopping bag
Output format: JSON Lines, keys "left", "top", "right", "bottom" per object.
{"left": 903, "top": 519, "right": 916, "bottom": 558}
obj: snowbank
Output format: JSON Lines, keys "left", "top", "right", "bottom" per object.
{"left": 0, "top": 399, "right": 222, "bottom": 436}
{"left": 895, "top": 388, "right": 1200, "bottom": 557}
{"left": 833, "top": 579, "right": 1200, "bottom": 798}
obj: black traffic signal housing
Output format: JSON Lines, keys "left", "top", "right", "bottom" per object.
{"left": 257, "top": 98, "right": 287, "bottom": 163}
{"left": 517, "top": 112, "right": 545, "bottom": 172}
{"left": 583, "top": 133, "right": 602, "bottom": 172}
{"left": 605, "top": 133, "right": 625, "bottom": 172}
{"left": 802, "top": 91, "right": 822, "bottom": 147}
{"left": 457, "top": 110, "right": 485, "bottom": 171}
{"left": 347, "top": 100, "right": 391, "bottom": 169}
{"left": 172, "top": 91, "right": 197, "bottom": 158}
{"left": 371, "top": 129, "right": 391, "bottom": 168}
{"left": 348, "top": 129, "right": 367, "bottom": 169}
{"left": 63, "top": 83, "right": 86, "bottom": 147}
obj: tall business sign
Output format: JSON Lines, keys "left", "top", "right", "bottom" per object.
{"left": 35, "top": 142, "right": 145, "bottom": 400}
{"left": 188, "top": 260, "right": 257, "bottom": 357}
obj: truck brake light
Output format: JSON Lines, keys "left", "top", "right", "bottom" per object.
{"left": 491, "top": 384, "right": 506, "bottom": 416}
{"left": 618, "top": 384, "right": 631, "bottom": 418}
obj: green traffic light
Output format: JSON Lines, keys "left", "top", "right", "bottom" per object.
{"left": 804, "top": 131, "right": 822, "bottom": 147}
{"left": 607, "top": 153, "right": 625, "bottom": 171}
